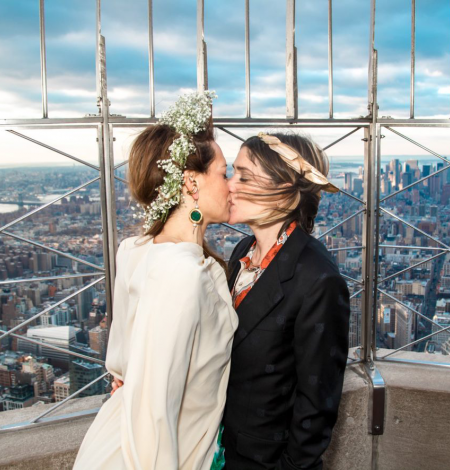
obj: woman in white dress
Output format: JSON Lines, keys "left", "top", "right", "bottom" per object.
{"left": 74, "top": 91, "right": 238, "bottom": 470}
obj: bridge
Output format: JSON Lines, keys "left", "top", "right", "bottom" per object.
{"left": 0, "top": 200, "right": 42, "bottom": 207}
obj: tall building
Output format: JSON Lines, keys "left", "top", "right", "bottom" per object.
{"left": 21, "top": 356, "right": 55, "bottom": 395}
{"left": 401, "top": 172, "right": 412, "bottom": 189}
{"left": 344, "top": 172, "right": 353, "bottom": 192}
{"left": 405, "top": 159, "right": 419, "bottom": 171}
{"left": 2, "top": 384, "right": 35, "bottom": 411}
{"left": 40, "top": 302, "right": 71, "bottom": 327}
{"left": 69, "top": 360, "right": 104, "bottom": 398}
{"left": 89, "top": 326, "right": 108, "bottom": 360}
{"left": 379, "top": 306, "right": 393, "bottom": 336}
{"left": 348, "top": 296, "right": 362, "bottom": 348}
{"left": 431, "top": 313, "right": 450, "bottom": 351}
{"left": 353, "top": 178, "right": 363, "bottom": 196}
{"left": 422, "top": 164, "right": 432, "bottom": 188}
{"left": 77, "top": 287, "right": 96, "bottom": 322}
{"left": 389, "top": 159, "right": 401, "bottom": 189}
{"left": 395, "top": 303, "right": 414, "bottom": 351}
{"left": 441, "top": 337, "right": 450, "bottom": 355}
{"left": 17, "top": 326, "right": 79, "bottom": 371}
{"left": 54, "top": 373, "right": 70, "bottom": 402}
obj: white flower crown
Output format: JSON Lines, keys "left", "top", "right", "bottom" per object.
{"left": 132, "top": 90, "right": 217, "bottom": 231}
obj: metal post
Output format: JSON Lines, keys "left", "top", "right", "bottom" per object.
{"left": 410, "top": 0, "right": 416, "bottom": 119}
{"left": 368, "top": 0, "right": 376, "bottom": 111}
{"left": 245, "top": 0, "right": 251, "bottom": 117}
{"left": 286, "top": 0, "right": 298, "bottom": 119}
{"left": 96, "top": 0, "right": 101, "bottom": 111}
{"left": 372, "top": 124, "right": 382, "bottom": 359}
{"left": 361, "top": 49, "right": 378, "bottom": 363}
{"left": 39, "top": 0, "right": 48, "bottom": 118}
{"left": 148, "top": 0, "right": 155, "bottom": 117}
{"left": 328, "top": 0, "right": 333, "bottom": 118}
{"left": 197, "top": 0, "right": 208, "bottom": 91}
{"left": 97, "top": 33, "right": 118, "bottom": 329}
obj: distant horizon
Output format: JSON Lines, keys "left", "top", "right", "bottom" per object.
{"left": 0, "top": 155, "right": 450, "bottom": 170}
{"left": 0, "top": 154, "right": 447, "bottom": 170}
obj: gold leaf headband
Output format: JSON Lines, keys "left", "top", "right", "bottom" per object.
{"left": 258, "top": 133, "right": 339, "bottom": 193}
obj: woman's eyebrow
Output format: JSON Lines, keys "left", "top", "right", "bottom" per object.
{"left": 232, "top": 164, "right": 250, "bottom": 172}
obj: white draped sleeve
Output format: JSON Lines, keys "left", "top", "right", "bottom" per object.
{"left": 105, "top": 240, "right": 127, "bottom": 381}
{"left": 116, "top": 249, "right": 212, "bottom": 470}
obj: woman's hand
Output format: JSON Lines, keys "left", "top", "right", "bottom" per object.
{"left": 111, "top": 376, "right": 124, "bottom": 395}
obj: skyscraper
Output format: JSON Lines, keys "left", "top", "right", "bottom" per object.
{"left": 18, "top": 326, "right": 79, "bottom": 370}
{"left": 431, "top": 313, "right": 450, "bottom": 351}
{"left": 395, "top": 303, "right": 414, "bottom": 351}
{"left": 89, "top": 325, "right": 108, "bottom": 360}
{"left": 69, "top": 360, "right": 104, "bottom": 398}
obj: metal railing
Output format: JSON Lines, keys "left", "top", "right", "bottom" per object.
{"left": 0, "top": 0, "right": 449, "bottom": 441}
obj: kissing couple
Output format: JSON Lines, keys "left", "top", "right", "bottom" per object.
{"left": 74, "top": 91, "right": 350, "bottom": 470}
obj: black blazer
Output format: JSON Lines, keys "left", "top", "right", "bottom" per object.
{"left": 222, "top": 226, "right": 350, "bottom": 470}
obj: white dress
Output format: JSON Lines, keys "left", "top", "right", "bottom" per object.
{"left": 74, "top": 236, "right": 239, "bottom": 470}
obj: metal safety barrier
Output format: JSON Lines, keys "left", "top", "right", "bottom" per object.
{"left": 0, "top": 0, "right": 449, "bottom": 441}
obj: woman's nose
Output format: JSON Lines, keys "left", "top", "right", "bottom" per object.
{"left": 227, "top": 177, "right": 235, "bottom": 192}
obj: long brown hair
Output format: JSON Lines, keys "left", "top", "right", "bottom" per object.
{"left": 127, "top": 120, "right": 226, "bottom": 271}
{"left": 240, "top": 132, "right": 330, "bottom": 236}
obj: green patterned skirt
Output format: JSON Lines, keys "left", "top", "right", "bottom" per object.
{"left": 210, "top": 424, "right": 225, "bottom": 470}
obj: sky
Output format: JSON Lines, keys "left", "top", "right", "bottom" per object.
{"left": 0, "top": 0, "right": 449, "bottom": 166}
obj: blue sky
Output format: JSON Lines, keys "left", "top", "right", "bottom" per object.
{"left": 0, "top": 0, "right": 449, "bottom": 164}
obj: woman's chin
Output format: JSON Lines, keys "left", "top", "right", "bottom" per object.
{"left": 227, "top": 215, "right": 242, "bottom": 226}
{"left": 216, "top": 213, "right": 231, "bottom": 224}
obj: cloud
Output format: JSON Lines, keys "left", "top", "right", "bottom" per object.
{"left": 0, "top": 0, "right": 449, "bottom": 145}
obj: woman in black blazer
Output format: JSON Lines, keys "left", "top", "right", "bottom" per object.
{"left": 223, "top": 132, "right": 350, "bottom": 470}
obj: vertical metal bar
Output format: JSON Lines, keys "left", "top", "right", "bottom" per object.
{"left": 361, "top": 49, "right": 378, "bottom": 363}
{"left": 148, "top": 0, "right": 155, "bottom": 117}
{"left": 96, "top": 0, "right": 101, "bottom": 111}
{"left": 39, "top": 0, "right": 48, "bottom": 118}
{"left": 328, "top": 0, "right": 333, "bottom": 118}
{"left": 97, "top": 34, "right": 118, "bottom": 330}
{"left": 410, "top": 0, "right": 415, "bottom": 119}
{"left": 361, "top": 127, "right": 373, "bottom": 363}
{"left": 197, "top": 0, "right": 208, "bottom": 91}
{"left": 245, "top": 0, "right": 251, "bottom": 117}
{"left": 368, "top": 0, "right": 376, "bottom": 109}
{"left": 372, "top": 124, "right": 382, "bottom": 359}
{"left": 286, "top": 0, "right": 298, "bottom": 119}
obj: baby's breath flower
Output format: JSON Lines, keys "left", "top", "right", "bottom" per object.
{"left": 134, "top": 90, "right": 217, "bottom": 229}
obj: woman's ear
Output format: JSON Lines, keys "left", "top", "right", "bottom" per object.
{"left": 183, "top": 171, "right": 199, "bottom": 200}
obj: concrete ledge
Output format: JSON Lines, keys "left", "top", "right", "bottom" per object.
{"left": 323, "top": 363, "right": 371, "bottom": 470}
{"left": 375, "top": 350, "right": 450, "bottom": 470}
{"left": 0, "top": 395, "right": 105, "bottom": 469}
{"left": 0, "top": 350, "right": 449, "bottom": 469}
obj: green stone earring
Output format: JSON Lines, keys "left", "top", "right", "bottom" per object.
{"left": 189, "top": 200, "right": 203, "bottom": 228}
{"left": 187, "top": 179, "right": 203, "bottom": 229}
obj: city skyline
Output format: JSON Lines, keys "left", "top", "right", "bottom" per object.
{"left": 1, "top": 148, "right": 450, "bottom": 410}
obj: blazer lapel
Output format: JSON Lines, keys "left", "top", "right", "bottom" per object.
{"left": 232, "top": 226, "right": 312, "bottom": 351}
{"left": 227, "top": 235, "right": 255, "bottom": 291}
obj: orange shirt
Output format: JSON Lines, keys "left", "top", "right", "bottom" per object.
{"left": 232, "top": 222, "right": 297, "bottom": 309}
